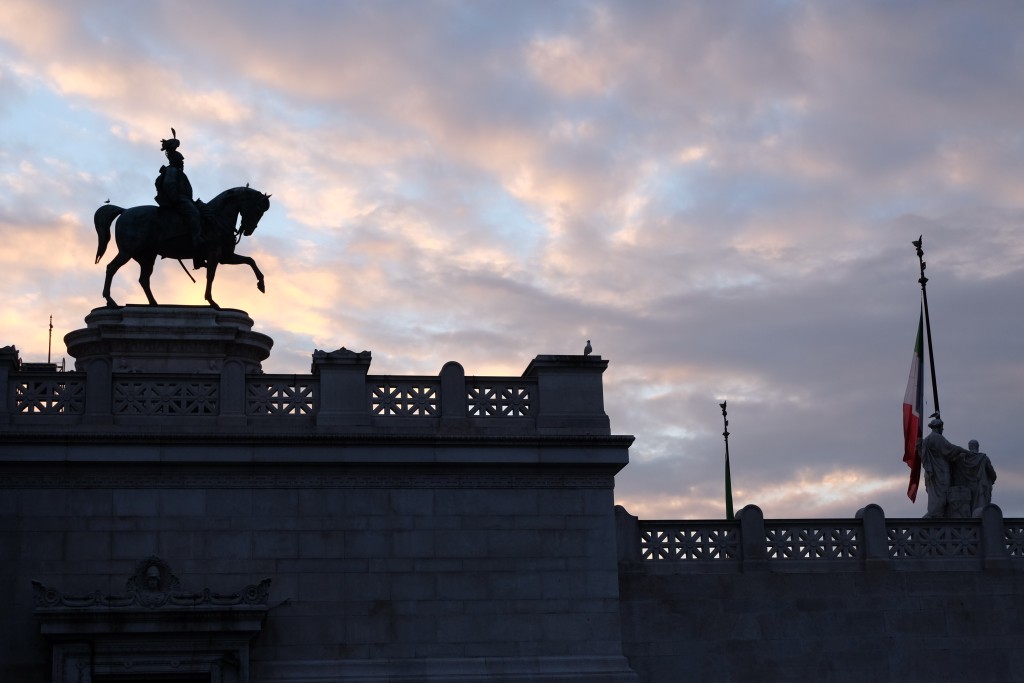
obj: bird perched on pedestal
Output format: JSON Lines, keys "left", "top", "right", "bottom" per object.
{"left": 584, "top": 340, "right": 592, "bottom": 356}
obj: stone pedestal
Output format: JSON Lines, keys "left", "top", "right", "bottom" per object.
{"left": 64, "top": 305, "right": 273, "bottom": 374}
{"left": 311, "top": 347, "right": 372, "bottom": 427}
{"left": 523, "top": 354, "right": 610, "bottom": 433}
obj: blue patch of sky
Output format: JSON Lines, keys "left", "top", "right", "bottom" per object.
{"left": 0, "top": 84, "right": 130, "bottom": 177}
{"left": 252, "top": 87, "right": 347, "bottom": 131}
{"left": 860, "top": 197, "right": 928, "bottom": 224}
{"left": 726, "top": 179, "right": 772, "bottom": 215}
{"left": 464, "top": 182, "right": 545, "bottom": 257}
{"left": 698, "top": 271, "right": 765, "bottom": 293}
{"left": 706, "top": 170, "right": 805, "bottom": 219}
{"left": 393, "top": 178, "right": 426, "bottom": 202}
{"left": 645, "top": 167, "right": 699, "bottom": 216}
{"left": 765, "top": 98, "right": 805, "bottom": 133}
{"left": 1, "top": 84, "right": 69, "bottom": 151}
{"left": 442, "top": 1, "right": 581, "bottom": 55}
{"left": 79, "top": 5, "right": 179, "bottom": 67}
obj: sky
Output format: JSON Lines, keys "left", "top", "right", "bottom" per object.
{"left": 1, "top": 0, "right": 1022, "bottom": 521}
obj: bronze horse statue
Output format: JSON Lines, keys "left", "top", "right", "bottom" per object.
{"left": 94, "top": 186, "right": 271, "bottom": 308}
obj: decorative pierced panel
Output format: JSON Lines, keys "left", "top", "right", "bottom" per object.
{"left": 1006, "top": 524, "right": 1024, "bottom": 557}
{"left": 369, "top": 378, "right": 439, "bottom": 416}
{"left": 14, "top": 376, "right": 85, "bottom": 414}
{"left": 764, "top": 522, "right": 860, "bottom": 559}
{"left": 247, "top": 376, "right": 316, "bottom": 415}
{"left": 113, "top": 379, "right": 218, "bottom": 415}
{"left": 887, "top": 521, "right": 980, "bottom": 558}
{"left": 639, "top": 522, "right": 739, "bottom": 561}
{"left": 466, "top": 379, "right": 534, "bottom": 417}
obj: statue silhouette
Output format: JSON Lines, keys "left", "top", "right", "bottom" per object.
{"left": 95, "top": 186, "right": 271, "bottom": 309}
{"left": 154, "top": 129, "right": 205, "bottom": 269}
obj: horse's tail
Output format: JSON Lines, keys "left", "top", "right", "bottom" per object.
{"left": 94, "top": 204, "right": 124, "bottom": 264}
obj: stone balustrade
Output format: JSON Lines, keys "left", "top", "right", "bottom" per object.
{"left": 0, "top": 357, "right": 609, "bottom": 435}
{"left": 616, "top": 503, "right": 1024, "bottom": 572}
{"left": 0, "top": 307, "right": 611, "bottom": 436}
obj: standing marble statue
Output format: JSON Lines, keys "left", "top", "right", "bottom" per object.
{"left": 958, "top": 439, "right": 997, "bottom": 516}
{"left": 918, "top": 415, "right": 973, "bottom": 518}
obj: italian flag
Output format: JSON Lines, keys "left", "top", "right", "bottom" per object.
{"left": 903, "top": 309, "right": 924, "bottom": 502}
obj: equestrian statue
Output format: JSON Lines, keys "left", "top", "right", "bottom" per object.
{"left": 94, "top": 129, "right": 271, "bottom": 309}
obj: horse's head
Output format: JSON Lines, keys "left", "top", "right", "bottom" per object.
{"left": 238, "top": 187, "right": 271, "bottom": 236}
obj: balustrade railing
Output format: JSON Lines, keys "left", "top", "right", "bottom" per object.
{"left": 639, "top": 521, "right": 739, "bottom": 561}
{"left": 625, "top": 505, "right": 1021, "bottom": 570}
{"left": 113, "top": 375, "right": 219, "bottom": 416}
{"left": 12, "top": 372, "right": 85, "bottom": 415}
{"left": 2, "top": 356, "right": 597, "bottom": 433}
{"left": 5, "top": 374, "right": 547, "bottom": 421}
{"left": 368, "top": 376, "right": 440, "bottom": 417}
{"left": 886, "top": 519, "right": 980, "bottom": 558}
{"left": 764, "top": 520, "right": 861, "bottom": 560}
{"left": 466, "top": 378, "right": 534, "bottom": 417}
{"left": 3, "top": 372, "right": 540, "bottom": 421}
{"left": 1005, "top": 522, "right": 1024, "bottom": 557}
{"left": 247, "top": 375, "right": 317, "bottom": 416}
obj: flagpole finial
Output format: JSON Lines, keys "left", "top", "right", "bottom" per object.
{"left": 720, "top": 399, "right": 734, "bottom": 520}
{"left": 913, "top": 236, "right": 940, "bottom": 415}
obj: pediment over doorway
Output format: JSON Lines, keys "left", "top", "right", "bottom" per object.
{"left": 32, "top": 557, "right": 270, "bottom": 683}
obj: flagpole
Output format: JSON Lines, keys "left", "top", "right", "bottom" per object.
{"left": 913, "top": 236, "right": 940, "bottom": 415}
{"left": 720, "top": 400, "right": 734, "bottom": 520}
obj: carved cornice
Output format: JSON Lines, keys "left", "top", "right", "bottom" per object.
{"left": 0, "top": 430, "right": 635, "bottom": 448}
{"left": 70, "top": 337, "right": 271, "bottom": 358}
{"left": 1, "top": 464, "right": 616, "bottom": 489}
{"left": 33, "top": 556, "right": 270, "bottom": 611}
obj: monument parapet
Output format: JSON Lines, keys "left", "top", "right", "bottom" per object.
{"left": 0, "top": 306, "right": 637, "bottom": 683}
{"left": 1, "top": 306, "right": 616, "bottom": 441}
{"left": 6, "top": 308, "right": 1024, "bottom": 682}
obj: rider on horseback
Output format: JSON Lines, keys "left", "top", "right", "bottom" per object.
{"left": 155, "top": 128, "right": 205, "bottom": 269}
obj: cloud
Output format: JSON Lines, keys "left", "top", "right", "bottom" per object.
{"left": 2, "top": 1, "right": 1024, "bottom": 520}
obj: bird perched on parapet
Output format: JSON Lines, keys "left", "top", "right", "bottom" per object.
{"left": 584, "top": 340, "right": 592, "bottom": 356}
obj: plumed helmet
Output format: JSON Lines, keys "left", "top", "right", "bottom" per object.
{"left": 928, "top": 415, "right": 944, "bottom": 429}
{"left": 160, "top": 127, "right": 179, "bottom": 152}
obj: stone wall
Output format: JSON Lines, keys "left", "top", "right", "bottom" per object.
{"left": 2, "top": 458, "right": 635, "bottom": 682}
{"left": 9, "top": 307, "right": 1024, "bottom": 682}
{"left": 616, "top": 504, "right": 1024, "bottom": 683}
{"left": 0, "top": 307, "right": 637, "bottom": 682}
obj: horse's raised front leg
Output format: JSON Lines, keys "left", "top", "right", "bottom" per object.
{"left": 219, "top": 252, "right": 266, "bottom": 293}
{"left": 137, "top": 255, "right": 158, "bottom": 306}
{"left": 102, "top": 251, "right": 133, "bottom": 307}
{"left": 204, "top": 260, "right": 220, "bottom": 309}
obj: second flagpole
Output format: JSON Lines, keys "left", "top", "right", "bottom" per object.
{"left": 913, "top": 236, "right": 941, "bottom": 416}
{"left": 720, "top": 400, "right": 734, "bottom": 520}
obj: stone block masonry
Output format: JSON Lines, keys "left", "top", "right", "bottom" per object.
{"left": 8, "top": 306, "right": 1024, "bottom": 682}
{"left": 616, "top": 504, "right": 1024, "bottom": 682}
{"left": 0, "top": 305, "right": 637, "bottom": 683}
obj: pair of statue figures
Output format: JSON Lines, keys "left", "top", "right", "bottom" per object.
{"left": 919, "top": 415, "right": 997, "bottom": 518}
